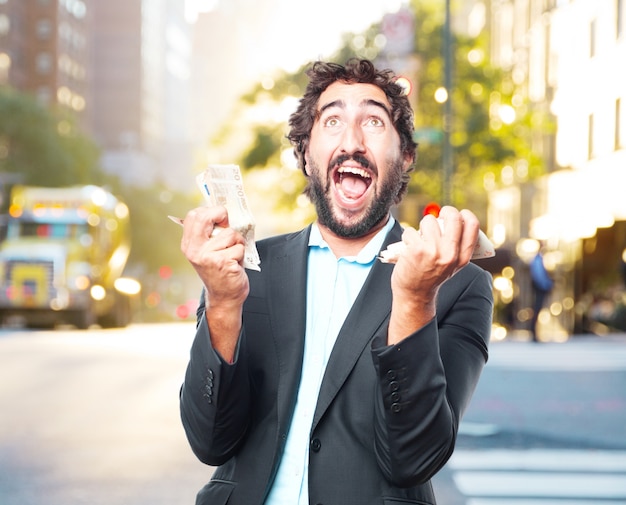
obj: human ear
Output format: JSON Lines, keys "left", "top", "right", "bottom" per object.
{"left": 402, "top": 151, "right": 415, "bottom": 172}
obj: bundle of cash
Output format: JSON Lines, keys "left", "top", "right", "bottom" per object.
{"left": 196, "top": 164, "right": 261, "bottom": 271}
{"left": 378, "top": 219, "right": 495, "bottom": 263}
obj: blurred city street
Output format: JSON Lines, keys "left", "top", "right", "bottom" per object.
{"left": 433, "top": 334, "right": 626, "bottom": 504}
{"left": 2, "top": 0, "right": 626, "bottom": 502}
{"left": 1, "top": 324, "right": 625, "bottom": 504}
{"left": 0, "top": 323, "right": 209, "bottom": 505}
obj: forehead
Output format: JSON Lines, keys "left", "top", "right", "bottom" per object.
{"left": 317, "top": 81, "right": 392, "bottom": 113}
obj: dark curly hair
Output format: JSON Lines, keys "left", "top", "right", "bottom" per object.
{"left": 287, "top": 58, "right": 417, "bottom": 182}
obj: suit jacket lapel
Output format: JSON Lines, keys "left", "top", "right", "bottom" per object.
{"left": 266, "top": 227, "right": 310, "bottom": 429}
{"left": 312, "top": 221, "right": 403, "bottom": 429}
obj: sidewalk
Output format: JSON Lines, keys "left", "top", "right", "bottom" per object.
{"left": 496, "top": 329, "right": 626, "bottom": 344}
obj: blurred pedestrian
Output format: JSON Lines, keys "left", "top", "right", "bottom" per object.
{"left": 621, "top": 248, "right": 626, "bottom": 288}
{"left": 178, "top": 58, "right": 494, "bottom": 505}
{"left": 529, "top": 246, "right": 553, "bottom": 342}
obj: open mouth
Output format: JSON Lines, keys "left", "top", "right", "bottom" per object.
{"left": 333, "top": 166, "right": 373, "bottom": 202}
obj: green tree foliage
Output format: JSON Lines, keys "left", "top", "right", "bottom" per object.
{"left": 400, "top": 1, "right": 550, "bottom": 221}
{"left": 0, "top": 87, "right": 197, "bottom": 307}
{"left": 208, "top": 1, "right": 551, "bottom": 227}
{"left": 0, "top": 87, "right": 102, "bottom": 186}
{"left": 335, "top": 1, "right": 550, "bottom": 223}
{"left": 106, "top": 179, "right": 199, "bottom": 275}
{"left": 241, "top": 124, "right": 286, "bottom": 169}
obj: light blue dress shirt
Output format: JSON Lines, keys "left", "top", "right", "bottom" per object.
{"left": 265, "top": 216, "right": 395, "bottom": 505}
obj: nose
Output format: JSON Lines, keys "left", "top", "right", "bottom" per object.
{"left": 340, "top": 124, "right": 365, "bottom": 155}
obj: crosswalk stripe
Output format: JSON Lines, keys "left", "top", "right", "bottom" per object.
{"left": 449, "top": 449, "right": 626, "bottom": 503}
{"left": 453, "top": 471, "right": 626, "bottom": 498}
{"left": 467, "top": 500, "right": 626, "bottom": 505}
{"left": 450, "top": 449, "right": 626, "bottom": 472}
{"left": 486, "top": 343, "right": 626, "bottom": 371}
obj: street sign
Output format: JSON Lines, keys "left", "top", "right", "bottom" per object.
{"left": 413, "top": 127, "right": 443, "bottom": 145}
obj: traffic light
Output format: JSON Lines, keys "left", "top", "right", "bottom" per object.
{"left": 423, "top": 202, "right": 441, "bottom": 217}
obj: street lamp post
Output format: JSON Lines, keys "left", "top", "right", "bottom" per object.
{"left": 443, "top": 0, "right": 453, "bottom": 205}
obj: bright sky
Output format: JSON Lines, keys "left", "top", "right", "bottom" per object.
{"left": 186, "top": 0, "right": 406, "bottom": 74}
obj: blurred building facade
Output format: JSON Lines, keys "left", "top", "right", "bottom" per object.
{"left": 189, "top": 0, "right": 301, "bottom": 151}
{"left": 0, "top": 0, "right": 195, "bottom": 190}
{"left": 92, "top": 0, "right": 194, "bottom": 189}
{"left": 0, "top": 0, "right": 92, "bottom": 126}
{"left": 487, "top": 0, "right": 626, "bottom": 337}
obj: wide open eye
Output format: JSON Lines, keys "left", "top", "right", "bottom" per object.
{"left": 323, "top": 116, "right": 341, "bottom": 128}
{"left": 365, "top": 116, "right": 384, "bottom": 128}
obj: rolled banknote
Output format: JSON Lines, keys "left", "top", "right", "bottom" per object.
{"left": 196, "top": 164, "right": 261, "bottom": 271}
{"left": 378, "top": 218, "right": 495, "bottom": 263}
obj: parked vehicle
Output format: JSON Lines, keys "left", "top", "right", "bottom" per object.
{"left": 0, "top": 185, "right": 140, "bottom": 328}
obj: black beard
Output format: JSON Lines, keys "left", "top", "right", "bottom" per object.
{"left": 305, "top": 156, "right": 405, "bottom": 239}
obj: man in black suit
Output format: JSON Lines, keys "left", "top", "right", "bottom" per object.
{"left": 179, "top": 58, "right": 493, "bottom": 505}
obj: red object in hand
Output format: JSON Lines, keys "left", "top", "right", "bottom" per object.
{"left": 423, "top": 202, "right": 441, "bottom": 217}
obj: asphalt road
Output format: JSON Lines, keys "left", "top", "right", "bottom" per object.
{"left": 0, "top": 323, "right": 210, "bottom": 505}
{"left": 1, "top": 324, "right": 625, "bottom": 504}
{"left": 432, "top": 334, "right": 626, "bottom": 504}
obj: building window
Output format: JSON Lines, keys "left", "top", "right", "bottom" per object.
{"left": 590, "top": 19, "right": 596, "bottom": 58}
{"left": 0, "top": 52, "right": 10, "bottom": 84}
{"left": 36, "top": 19, "right": 53, "bottom": 40}
{"left": 35, "top": 52, "right": 53, "bottom": 74}
{"left": 544, "top": 0, "right": 557, "bottom": 11}
{"left": 37, "top": 86, "right": 52, "bottom": 106}
{"left": 0, "top": 13, "right": 9, "bottom": 36}
{"left": 588, "top": 113, "right": 594, "bottom": 159}
{"left": 62, "top": 0, "right": 87, "bottom": 19}
{"left": 617, "top": 98, "right": 623, "bottom": 150}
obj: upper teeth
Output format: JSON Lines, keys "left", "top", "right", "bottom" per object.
{"left": 338, "top": 167, "right": 370, "bottom": 178}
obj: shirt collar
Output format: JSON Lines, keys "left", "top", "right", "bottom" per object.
{"left": 308, "top": 215, "right": 396, "bottom": 264}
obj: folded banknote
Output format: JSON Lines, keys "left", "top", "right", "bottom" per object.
{"left": 378, "top": 218, "right": 495, "bottom": 263}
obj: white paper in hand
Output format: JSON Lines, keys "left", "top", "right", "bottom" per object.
{"left": 378, "top": 218, "right": 495, "bottom": 264}
{"left": 196, "top": 164, "right": 261, "bottom": 271}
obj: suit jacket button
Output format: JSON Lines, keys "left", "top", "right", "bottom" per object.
{"left": 310, "top": 438, "right": 321, "bottom": 452}
{"left": 391, "top": 402, "right": 401, "bottom": 413}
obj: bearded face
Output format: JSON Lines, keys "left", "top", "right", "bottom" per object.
{"left": 304, "top": 154, "right": 406, "bottom": 238}
{"left": 303, "top": 81, "right": 411, "bottom": 239}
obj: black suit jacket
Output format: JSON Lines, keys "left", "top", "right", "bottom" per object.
{"left": 180, "top": 221, "right": 493, "bottom": 505}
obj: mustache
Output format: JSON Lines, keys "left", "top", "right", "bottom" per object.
{"left": 331, "top": 154, "right": 374, "bottom": 173}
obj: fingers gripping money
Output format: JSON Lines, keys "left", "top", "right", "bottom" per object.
{"left": 195, "top": 164, "right": 261, "bottom": 271}
{"left": 171, "top": 164, "right": 261, "bottom": 271}
{"left": 171, "top": 164, "right": 495, "bottom": 271}
{"left": 379, "top": 218, "right": 495, "bottom": 263}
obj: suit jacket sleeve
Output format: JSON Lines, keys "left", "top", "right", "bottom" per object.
{"left": 179, "top": 296, "right": 252, "bottom": 466}
{"left": 370, "top": 263, "right": 492, "bottom": 487}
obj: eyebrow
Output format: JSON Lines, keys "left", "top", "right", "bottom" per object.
{"left": 318, "top": 98, "right": 392, "bottom": 119}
